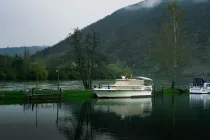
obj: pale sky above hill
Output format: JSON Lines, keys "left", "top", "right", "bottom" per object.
{"left": 0, "top": 0, "right": 144, "bottom": 48}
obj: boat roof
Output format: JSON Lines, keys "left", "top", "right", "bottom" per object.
{"left": 193, "top": 78, "right": 205, "bottom": 82}
{"left": 193, "top": 78, "right": 205, "bottom": 80}
{"left": 135, "top": 76, "right": 153, "bottom": 81}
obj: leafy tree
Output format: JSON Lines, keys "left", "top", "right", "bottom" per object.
{"left": 29, "top": 61, "right": 48, "bottom": 81}
{"left": 12, "top": 56, "right": 26, "bottom": 80}
{"left": 70, "top": 28, "right": 104, "bottom": 89}
{"left": 151, "top": 2, "right": 190, "bottom": 88}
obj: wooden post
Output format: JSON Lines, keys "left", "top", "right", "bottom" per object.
{"left": 36, "top": 72, "right": 38, "bottom": 91}
{"left": 153, "top": 85, "right": 155, "bottom": 96}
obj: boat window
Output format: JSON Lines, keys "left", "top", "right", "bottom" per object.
{"left": 144, "top": 80, "right": 152, "bottom": 86}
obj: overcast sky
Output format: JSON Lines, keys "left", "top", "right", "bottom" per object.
{"left": 0, "top": 0, "right": 143, "bottom": 48}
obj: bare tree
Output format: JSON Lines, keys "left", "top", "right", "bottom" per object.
{"left": 70, "top": 28, "right": 101, "bottom": 89}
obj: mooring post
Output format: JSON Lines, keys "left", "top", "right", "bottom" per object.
{"left": 161, "top": 86, "right": 164, "bottom": 96}
{"left": 153, "top": 85, "right": 155, "bottom": 96}
{"left": 32, "top": 88, "right": 35, "bottom": 96}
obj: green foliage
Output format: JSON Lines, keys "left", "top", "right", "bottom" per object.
{"left": 34, "top": 90, "right": 59, "bottom": 94}
{"left": 108, "top": 60, "right": 132, "bottom": 78}
{"left": 0, "top": 53, "right": 123, "bottom": 81}
{"left": 0, "top": 90, "right": 93, "bottom": 105}
{"left": 29, "top": 61, "right": 48, "bottom": 80}
{"left": 151, "top": 23, "right": 190, "bottom": 74}
{"left": 70, "top": 28, "right": 106, "bottom": 89}
{"left": 0, "top": 90, "right": 28, "bottom": 104}
{"left": 163, "top": 88, "right": 188, "bottom": 95}
{"left": 62, "top": 90, "right": 93, "bottom": 101}
{"left": 151, "top": 2, "right": 191, "bottom": 87}
{"left": 108, "top": 64, "right": 121, "bottom": 74}
{"left": 163, "top": 88, "right": 180, "bottom": 95}
{"left": 0, "top": 54, "right": 49, "bottom": 81}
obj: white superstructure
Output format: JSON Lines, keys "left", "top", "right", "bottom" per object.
{"left": 92, "top": 76, "right": 153, "bottom": 98}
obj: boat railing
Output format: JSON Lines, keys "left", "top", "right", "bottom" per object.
{"left": 189, "top": 83, "right": 204, "bottom": 88}
{"left": 99, "top": 85, "right": 152, "bottom": 90}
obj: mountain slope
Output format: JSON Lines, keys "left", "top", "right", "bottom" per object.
{"left": 33, "top": 0, "right": 210, "bottom": 73}
{"left": 0, "top": 46, "right": 47, "bottom": 56}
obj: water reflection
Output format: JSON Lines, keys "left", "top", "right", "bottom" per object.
{"left": 92, "top": 98, "right": 154, "bottom": 140}
{"left": 55, "top": 101, "right": 94, "bottom": 140}
{"left": 0, "top": 103, "right": 66, "bottom": 140}
{"left": 23, "top": 103, "right": 62, "bottom": 127}
{"left": 5, "top": 95, "right": 210, "bottom": 140}
{"left": 94, "top": 98, "right": 152, "bottom": 119}
{"left": 189, "top": 94, "right": 210, "bottom": 109}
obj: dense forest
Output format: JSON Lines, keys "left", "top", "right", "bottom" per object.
{"left": 0, "top": 48, "right": 132, "bottom": 81}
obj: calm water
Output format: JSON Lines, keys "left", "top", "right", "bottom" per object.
{"left": 1, "top": 94, "right": 210, "bottom": 140}
{"left": 0, "top": 80, "right": 115, "bottom": 90}
{"left": 0, "top": 77, "right": 202, "bottom": 91}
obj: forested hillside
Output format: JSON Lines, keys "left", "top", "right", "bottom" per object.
{"left": 32, "top": 0, "right": 210, "bottom": 78}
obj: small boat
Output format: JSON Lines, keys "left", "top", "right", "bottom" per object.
{"left": 189, "top": 78, "right": 210, "bottom": 94}
{"left": 92, "top": 76, "right": 153, "bottom": 98}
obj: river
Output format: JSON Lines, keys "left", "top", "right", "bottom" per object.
{"left": 1, "top": 94, "right": 210, "bottom": 140}
{"left": 0, "top": 80, "right": 115, "bottom": 90}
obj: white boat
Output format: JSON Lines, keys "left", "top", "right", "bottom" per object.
{"left": 92, "top": 76, "right": 153, "bottom": 98}
{"left": 189, "top": 78, "right": 210, "bottom": 94}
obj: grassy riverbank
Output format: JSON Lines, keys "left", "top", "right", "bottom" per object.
{"left": 0, "top": 90, "right": 94, "bottom": 105}
{"left": 62, "top": 90, "right": 94, "bottom": 101}
{"left": 0, "top": 91, "right": 28, "bottom": 104}
{"left": 0, "top": 88, "right": 188, "bottom": 105}
{"left": 163, "top": 88, "right": 189, "bottom": 95}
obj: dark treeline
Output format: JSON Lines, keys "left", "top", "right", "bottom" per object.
{"left": 0, "top": 48, "right": 48, "bottom": 81}
{"left": 0, "top": 48, "right": 131, "bottom": 81}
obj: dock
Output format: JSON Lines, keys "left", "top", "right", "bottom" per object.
{"left": 25, "top": 88, "right": 63, "bottom": 103}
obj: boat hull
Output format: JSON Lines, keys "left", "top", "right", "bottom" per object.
{"left": 92, "top": 89, "right": 152, "bottom": 98}
{"left": 190, "top": 91, "right": 210, "bottom": 94}
{"left": 190, "top": 88, "right": 210, "bottom": 94}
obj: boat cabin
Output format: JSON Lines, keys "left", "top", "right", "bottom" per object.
{"left": 109, "top": 76, "right": 153, "bottom": 90}
{"left": 191, "top": 78, "right": 210, "bottom": 88}
{"left": 192, "top": 78, "right": 205, "bottom": 87}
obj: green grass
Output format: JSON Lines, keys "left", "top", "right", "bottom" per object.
{"left": 0, "top": 90, "right": 28, "bottom": 105}
{"left": 0, "top": 99, "right": 27, "bottom": 105}
{"left": 0, "top": 89, "right": 94, "bottom": 104}
{"left": 62, "top": 90, "right": 93, "bottom": 101}
{"left": 0, "top": 90, "right": 27, "bottom": 99}
{"left": 163, "top": 88, "right": 179, "bottom": 95}
{"left": 34, "top": 90, "right": 59, "bottom": 94}
{"left": 163, "top": 88, "right": 188, "bottom": 95}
